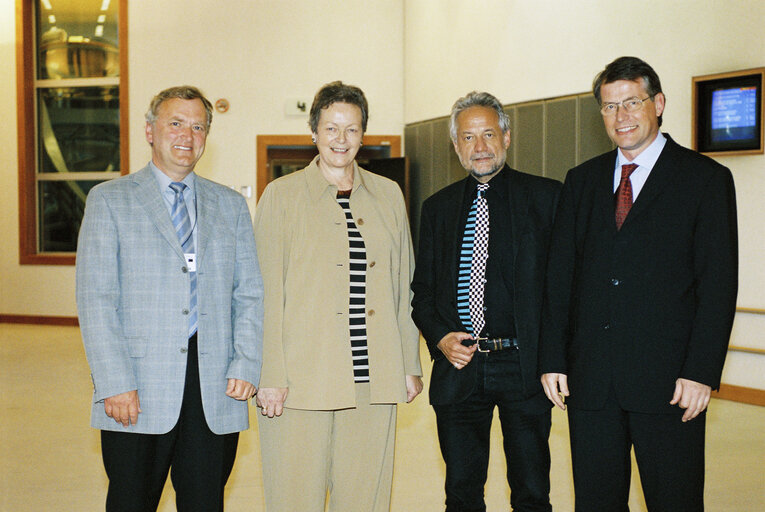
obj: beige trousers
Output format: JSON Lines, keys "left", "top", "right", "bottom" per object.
{"left": 258, "top": 383, "right": 397, "bottom": 512}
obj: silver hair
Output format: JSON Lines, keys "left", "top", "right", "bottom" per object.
{"left": 449, "top": 91, "right": 510, "bottom": 141}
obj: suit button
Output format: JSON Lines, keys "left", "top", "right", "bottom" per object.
{"left": 357, "top": 218, "right": 364, "bottom": 225}
{"left": 182, "top": 309, "right": 189, "bottom": 315}
{"left": 180, "top": 347, "right": 188, "bottom": 354}
{"left": 182, "top": 267, "right": 188, "bottom": 273}
{"left": 611, "top": 278, "right": 620, "bottom": 286}
{"left": 369, "top": 261, "right": 376, "bottom": 268}
{"left": 368, "top": 310, "right": 375, "bottom": 316}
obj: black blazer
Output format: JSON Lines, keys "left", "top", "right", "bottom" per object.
{"left": 412, "top": 166, "right": 561, "bottom": 405}
{"left": 539, "top": 135, "right": 738, "bottom": 413}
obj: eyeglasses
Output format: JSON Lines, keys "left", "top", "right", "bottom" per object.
{"left": 600, "top": 95, "right": 655, "bottom": 116}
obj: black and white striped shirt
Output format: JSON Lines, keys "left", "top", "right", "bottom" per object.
{"left": 336, "top": 190, "right": 369, "bottom": 383}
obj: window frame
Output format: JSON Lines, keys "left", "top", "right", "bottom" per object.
{"left": 16, "top": 0, "right": 129, "bottom": 265}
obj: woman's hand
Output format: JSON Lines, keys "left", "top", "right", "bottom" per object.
{"left": 256, "top": 387, "right": 289, "bottom": 417}
{"left": 405, "top": 375, "right": 423, "bottom": 403}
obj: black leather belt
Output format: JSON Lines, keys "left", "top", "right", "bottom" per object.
{"left": 475, "top": 337, "right": 518, "bottom": 352}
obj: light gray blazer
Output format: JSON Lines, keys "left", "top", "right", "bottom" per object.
{"left": 76, "top": 165, "right": 263, "bottom": 435}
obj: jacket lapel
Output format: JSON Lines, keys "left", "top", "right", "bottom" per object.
{"left": 133, "top": 167, "right": 186, "bottom": 261}
{"left": 620, "top": 137, "right": 678, "bottom": 228}
{"left": 596, "top": 150, "right": 619, "bottom": 232}
{"left": 446, "top": 178, "right": 470, "bottom": 301}
{"left": 194, "top": 177, "right": 218, "bottom": 266}
{"left": 506, "top": 167, "right": 528, "bottom": 260}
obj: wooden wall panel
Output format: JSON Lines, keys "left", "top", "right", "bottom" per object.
{"left": 504, "top": 106, "right": 518, "bottom": 169}
{"left": 578, "top": 95, "right": 614, "bottom": 163}
{"left": 431, "top": 119, "right": 455, "bottom": 195}
{"left": 545, "top": 97, "right": 577, "bottom": 182}
{"left": 515, "top": 102, "right": 545, "bottom": 177}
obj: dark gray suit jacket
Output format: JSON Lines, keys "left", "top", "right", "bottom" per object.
{"left": 539, "top": 135, "right": 738, "bottom": 413}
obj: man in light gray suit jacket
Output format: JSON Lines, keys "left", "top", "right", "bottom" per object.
{"left": 76, "top": 85, "right": 263, "bottom": 512}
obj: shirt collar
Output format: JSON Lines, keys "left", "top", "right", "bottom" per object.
{"left": 150, "top": 161, "right": 196, "bottom": 196}
{"left": 465, "top": 164, "right": 509, "bottom": 201}
{"left": 306, "top": 155, "right": 366, "bottom": 203}
{"left": 616, "top": 132, "right": 667, "bottom": 171}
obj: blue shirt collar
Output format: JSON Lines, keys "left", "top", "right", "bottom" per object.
{"left": 149, "top": 161, "right": 196, "bottom": 195}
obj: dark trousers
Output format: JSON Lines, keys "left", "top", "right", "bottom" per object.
{"left": 568, "top": 393, "right": 706, "bottom": 512}
{"left": 433, "top": 349, "right": 552, "bottom": 512}
{"left": 101, "top": 335, "right": 239, "bottom": 512}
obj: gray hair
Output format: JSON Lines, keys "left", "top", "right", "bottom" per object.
{"left": 449, "top": 91, "right": 510, "bottom": 141}
{"left": 145, "top": 85, "right": 213, "bottom": 131}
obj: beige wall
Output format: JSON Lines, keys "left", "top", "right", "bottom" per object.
{"left": 404, "top": 0, "right": 765, "bottom": 390}
{"left": 0, "top": 0, "right": 404, "bottom": 317}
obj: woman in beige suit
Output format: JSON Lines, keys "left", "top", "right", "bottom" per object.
{"left": 254, "top": 81, "right": 422, "bottom": 512}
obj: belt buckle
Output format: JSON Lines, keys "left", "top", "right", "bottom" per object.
{"left": 475, "top": 337, "right": 490, "bottom": 352}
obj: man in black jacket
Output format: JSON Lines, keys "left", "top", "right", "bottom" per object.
{"left": 412, "top": 91, "right": 561, "bottom": 512}
{"left": 539, "top": 56, "right": 738, "bottom": 511}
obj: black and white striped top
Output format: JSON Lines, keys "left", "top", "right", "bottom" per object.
{"left": 336, "top": 190, "right": 369, "bottom": 382}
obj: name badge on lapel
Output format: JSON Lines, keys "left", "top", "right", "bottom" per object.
{"left": 185, "top": 253, "right": 197, "bottom": 272}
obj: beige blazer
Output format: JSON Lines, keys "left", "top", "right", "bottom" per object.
{"left": 254, "top": 156, "right": 421, "bottom": 410}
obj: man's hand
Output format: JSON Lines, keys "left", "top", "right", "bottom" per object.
{"left": 104, "top": 390, "right": 141, "bottom": 427}
{"left": 540, "top": 373, "right": 569, "bottom": 410}
{"left": 405, "top": 375, "right": 423, "bottom": 403}
{"left": 226, "top": 378, "right": 257, "bottom": 401}
{"left": 437, "top": 332, "right": 477, "bottom": 369}
{"left": 670, "top": 378, "right": 711, "bottom": 422}
{"left": 256, "top": 387, "right": 288, "bottom": 418}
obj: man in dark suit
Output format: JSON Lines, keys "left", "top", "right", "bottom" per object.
{"left": 412, "top": 91, "right": 561, "bottom": 512}
{"left": 539, "top": 57, "right": 738, "bottom": 511}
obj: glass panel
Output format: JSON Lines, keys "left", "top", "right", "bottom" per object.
{"left": 38, "top": 180, "right": 103, "bottom": 252}
{"left": 37, "top": 0, "right": 119, "bottom": 79}
{"left": 38, "top": 86, "right": 120, "bottom": 173}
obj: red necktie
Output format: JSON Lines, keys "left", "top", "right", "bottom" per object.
{"left": 615, "top": 163, "right": 638, "bottom": 230}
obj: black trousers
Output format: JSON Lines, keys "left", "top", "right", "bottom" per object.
{"left": 101, "top": 335, "right": 239, "bottom": 512}
{"left": 568, "top": 392, "right": 706, "bottom": 512}
{"left": 433, "top": 349, "right": 552, "bottom": 512}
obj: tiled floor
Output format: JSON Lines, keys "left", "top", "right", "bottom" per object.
{"left": 1, "top": 324, "right": 763, "bottom": 511}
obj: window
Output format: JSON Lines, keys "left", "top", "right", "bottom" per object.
{"left": 16, "top": 0, "right": 128, "bottom": 264}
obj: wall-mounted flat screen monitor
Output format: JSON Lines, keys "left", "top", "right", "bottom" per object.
{"left": 693, "top": 68, "right": 764, "bottom": 156}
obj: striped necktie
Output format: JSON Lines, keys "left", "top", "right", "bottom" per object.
{"left": 169, "top": 182, "right": 198, "bottom": 337}
{"left": 456, "top": 183, "right": 490, "bottom": 336}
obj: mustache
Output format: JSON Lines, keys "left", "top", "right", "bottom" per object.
{"left": 471, "top": 152, "right": 495, "bottom": 161}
